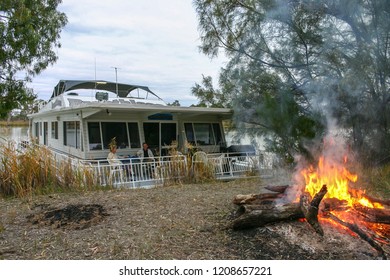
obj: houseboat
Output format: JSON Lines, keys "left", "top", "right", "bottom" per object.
{"left": 28, "top": 80, "right": 268, "bottom": 187}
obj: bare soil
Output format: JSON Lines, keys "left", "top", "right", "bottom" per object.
{"left": 0, "top": 175, "right": 388, "bottom": 260}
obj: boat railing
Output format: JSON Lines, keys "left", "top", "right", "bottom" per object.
{"left": 14, "top": 141, "right": 277, "bottom": 188}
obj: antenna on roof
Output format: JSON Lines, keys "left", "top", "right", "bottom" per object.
{"left": 111, "top": 66, "right": 120, "bottom": 98}
{"left": 94, "top": 58, "right": 97, "bottom": 98}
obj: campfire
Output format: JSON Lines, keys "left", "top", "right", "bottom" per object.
{"left": 231, "top": 136, "right": 390, "bottom": 259}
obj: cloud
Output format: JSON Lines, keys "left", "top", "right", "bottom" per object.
{"left": 28, "top": 0, "right": 225, "bottom": 106}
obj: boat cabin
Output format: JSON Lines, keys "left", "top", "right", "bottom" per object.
{"left": 28, "top": 80, "right": 233, "bottom": 160}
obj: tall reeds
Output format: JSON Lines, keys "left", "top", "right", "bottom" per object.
{"left": 0, "top": 141, "right": 98, "bottom": 198}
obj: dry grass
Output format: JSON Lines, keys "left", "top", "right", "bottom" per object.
{"left": 0, "top": 120, "right": 29, "bottom": 127}
{"left": 0, "top": 142, "right": 104, "bottom": 198}
{"left": 362, "top": 165, "right": 390, "bottom": 199}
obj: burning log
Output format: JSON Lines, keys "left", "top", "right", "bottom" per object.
{"left": 327, "top": 212, "right": 387, "bottom": 260}
{"left": 300, "top": 185, "right": 327, "bottom": 236}
{"left": 231, "top": 185, "right": 328, "bottom": 235}
{"left": 361, "top": 194, "right": 390, "bottom": 207}
{"left": 353, "top": 205, "right": 390, "bottom": 224}
{"left": 322, "top": 198, "right": 349, "bottom": 212}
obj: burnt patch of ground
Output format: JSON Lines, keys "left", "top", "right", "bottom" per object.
{"left": 27, "top": 204, "right": 108, "bottom": 230}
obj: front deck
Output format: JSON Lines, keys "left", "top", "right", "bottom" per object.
{"left": 51, "top": 150, "right": 276, "bottom": 188}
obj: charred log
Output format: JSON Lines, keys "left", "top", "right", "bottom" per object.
{"left": 264, "top": 185, "right": 290, "bottom": 194}
{"left": 361, "top": 194, "right": 390, "bottom": 207}
{"left": 233, "top": 193, "right": 284, "bottom": 205}
{"left": 231, "top": 203, "right": 303, "bottom": 230}
{"left": 353, "top": 205, "right": 390, "bottom": 224}
{"left": 322, "top": 198, "right": 350, "bottom": 212}
{"left": 231, "top": 185, "right": 328, "bottom": 235}
{"left": 327, "top": 212, "right": 387, "bottom": 260}
{"left": 300, "top": 185, "right": 327, "bottom": 236}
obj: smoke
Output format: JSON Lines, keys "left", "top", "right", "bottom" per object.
{"left": 289, "top": 115, "right": 357, "bottom": 202}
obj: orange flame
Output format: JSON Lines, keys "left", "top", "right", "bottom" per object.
{"left": 301, "top": 156, "right": 383, "bottom": 209}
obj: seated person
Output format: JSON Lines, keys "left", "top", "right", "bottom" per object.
{"left": 137, "top": 142, "right": 154, "bottom": 162}
{"left": 107, "top": 145, "right": 122, "bottom": 167}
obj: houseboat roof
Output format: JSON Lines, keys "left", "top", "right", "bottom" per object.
{"left": 31, "top": 80, "right": 233, "bottom": 120}
{"left": 51, "top": 80, "right": 161, "bottom": 100}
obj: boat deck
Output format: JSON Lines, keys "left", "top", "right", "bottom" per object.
{"left": 50, "top": 150, "right": 276, "bottom": 188}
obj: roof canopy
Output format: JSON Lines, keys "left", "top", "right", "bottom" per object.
{"left": 51, "top": 80, "right": 161, "bottom": 100}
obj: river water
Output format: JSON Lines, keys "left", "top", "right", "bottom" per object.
{"left": 0, "top": 126, "right": 29, "bottom": 143}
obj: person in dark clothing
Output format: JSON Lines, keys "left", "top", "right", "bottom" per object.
{"left": 137, "top": 142, "right": 154, "bottom": 160}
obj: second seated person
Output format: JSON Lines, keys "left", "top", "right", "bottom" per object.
{"left": 137, "top": 142, "right": 154, "bottom": 162}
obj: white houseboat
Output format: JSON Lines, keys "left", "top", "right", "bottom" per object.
{"left": 28, "top": 80, "right": 268, "bottom": 187}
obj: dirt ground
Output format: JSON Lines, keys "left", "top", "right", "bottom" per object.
{"left": 0, "top": 174, "right": 389, "bottom": 260}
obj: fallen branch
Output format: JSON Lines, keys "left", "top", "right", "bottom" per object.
{"left": 233, "top": 193, "right": 284, "bottom": 205}
{"left": 231, "top": 202, "right": 303, "bottom": 230}
{"left": 362, "top": 194, "right": 390, "bottom": 207}
{"left": 353, "top": 205, "right": 390, "bottom": 224}
{"left": 264, "top": 185, "right": 290, "bottom": 194}
{"left": 300, "top": 185, "right": 327, "bottom": 236}
{"left": 327, "top": 212, "right": 387, "bottom": 260}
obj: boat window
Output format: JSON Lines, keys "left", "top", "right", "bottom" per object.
{"left": 34, "top": 122, "right": 39, "bottom": 140}
{"left": 64, "top": 121, "right": 80, "bottom": 149}
{"left": 127, "top": 122, "right": 141, "bottom": 148}
{"left": 185, "top": 123, "right": 222, "bottom": 146}
{"left": 101, "top": 122, "right": 129, "bottom": 149}
{"left": 161, "top": 123, "right": 177, "bottom": 146}
{"left": 51, "top": 121, "right": 58, "bottom": 139}
{"left": 88, "top": 122, "right": 102, "bottom": 150}
{"left": 212, "top": 123, "right": 223, "bottom": 145}
{"left": 143, "top": 122, "right": 159, "bottom": 150}
{"left": 184, "top": 123, "right": 195, "bottom": 144}
{"left": 193, "top": 123, "right": 215, "bottom": 145}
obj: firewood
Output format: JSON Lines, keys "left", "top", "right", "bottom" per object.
{"left": 300, "top": 185, "right": 327, "bottom": 236}
{"left": 231, "top": 202, "right": 303, "bottom": 230}
{"left": 322, "top": 198, "right": 350, "bottom": 212}
{"left": 353, "top": 205, "right": 390, "bottom": 224}
{"left": 327, "top": 212, "right": 387, "bottom": 260}
{"left": 361, "top": 194, "right": 390, "bottom": 207}
{"left": 232, "top": 193, "right": 284, "bottom": 205}
{"left": 231, "top": 186, "right": 328, "bottom": 234}
{"left": 264, "top": 185, "right": 290, "bottom": 194}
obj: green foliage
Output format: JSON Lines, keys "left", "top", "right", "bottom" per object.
{"left": 0, "top": 0, "right": 67, "bottom": 117}
{"left": 191, "top": 75, "right": 230, "bottom": 108}
{"left": 167, "top": 100, "right": 181, "bottom": 106}
{"left": 193, "top": 0, "right": 390, "bottom": 165}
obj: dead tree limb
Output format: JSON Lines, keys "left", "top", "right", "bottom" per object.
{"left": 264, "top": 185, "right": 290, "bottom": 194}
{"left": 353, "top": 205, "right": 390, "bottom": 224}
{"left": 233, "top": 193, "right": 284, "bottom": 205}
{"left": 300, "top": 185, "right": 327, "bottom": 236}
{"left": 231, "top": 202, "right": 303, "bottom": 230}
{"left": 362, "top": 194, "right": 390, "bottom": 207}
{"left": 328, "top": 212, "right": 387, "bottom": 260}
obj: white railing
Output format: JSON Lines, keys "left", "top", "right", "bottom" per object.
{"left": 15, "top": 141, "right": 277, "bottom": 188}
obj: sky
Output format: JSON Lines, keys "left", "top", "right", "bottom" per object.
{"left": 28, "top": 0, "right": 226, "bottom": 106}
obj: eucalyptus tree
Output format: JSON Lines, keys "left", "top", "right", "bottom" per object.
{"left": 0, "top": 0, "right": 67, "bottom": 118}
{"left": 193, "top": 0, "right": 390, "bottom": 164}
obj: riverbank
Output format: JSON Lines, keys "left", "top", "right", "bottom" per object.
{"left": 0, "top": 120, "right": 29, "bottom": 127}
